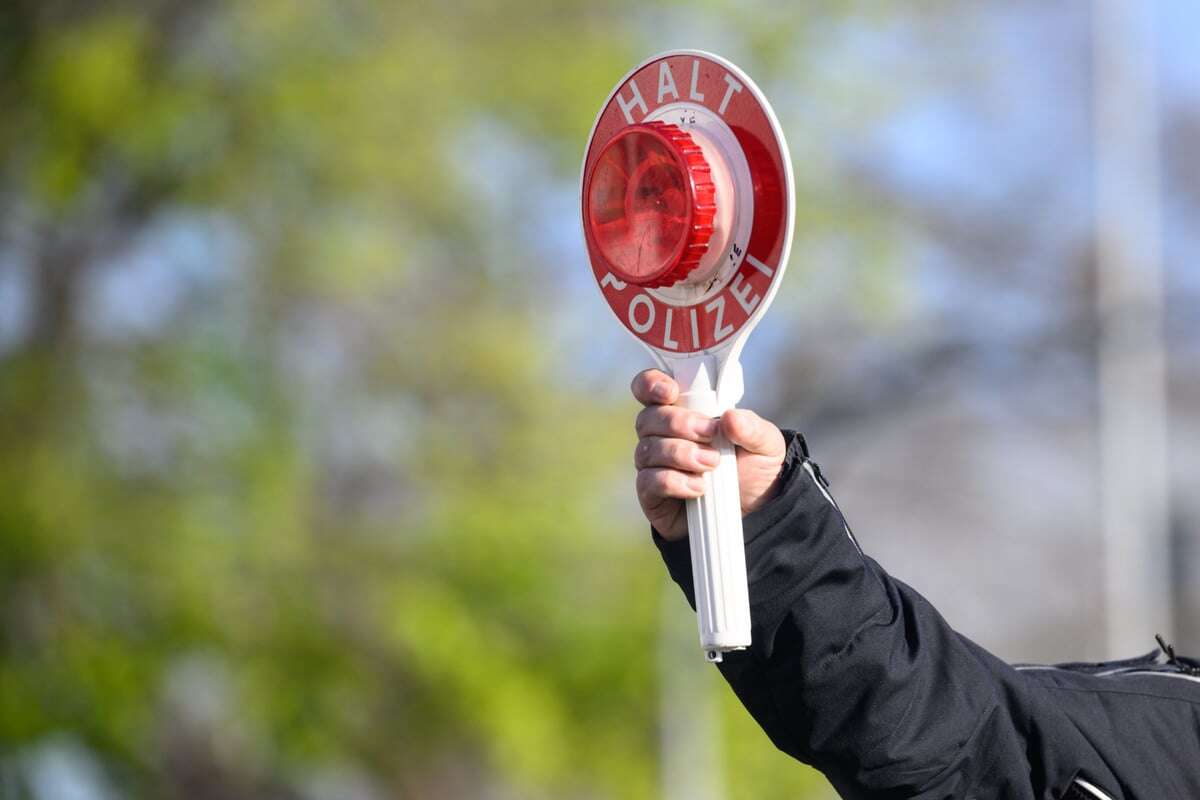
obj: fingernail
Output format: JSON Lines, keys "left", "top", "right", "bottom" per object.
{"left": 696, "top": 448, "right": 720, "bottom": 467}
{"left": 651, "top": 382, "right": 671, "bottom": 402}
{"left": 693, "top": 417, "right": 718, "bottom": 439}
{"left": 688, "top": 476, "right": 707, "bottom": 493}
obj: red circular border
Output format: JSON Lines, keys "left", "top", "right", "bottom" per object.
{"left": 582, "top": 54, "right": 789, "bottom": 355}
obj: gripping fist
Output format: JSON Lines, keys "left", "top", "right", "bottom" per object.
{"left": 631, "top": 369, "right": 787, "bottom": 541}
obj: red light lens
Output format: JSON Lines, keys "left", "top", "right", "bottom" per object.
{"left": 586, "top": 128, "right": 692, "bottom": 285}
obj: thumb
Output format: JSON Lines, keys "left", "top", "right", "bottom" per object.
{"left": 720, "top": 409, "right": 785, "bottom": 458}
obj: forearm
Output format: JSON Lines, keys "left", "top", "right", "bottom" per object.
{"left": 653, "top": 431, "right": 1041, "bottom": 796}
{"left": 651, "top": 429, "right": 1200, "bottom": 798}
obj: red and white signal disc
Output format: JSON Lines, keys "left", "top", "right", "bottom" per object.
{"left": 581, "top": 50, "right": 794, "bottom": 357}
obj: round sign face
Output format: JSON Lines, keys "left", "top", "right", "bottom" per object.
{"left": 581, "top": 51, "right": 793, "bottom": 357}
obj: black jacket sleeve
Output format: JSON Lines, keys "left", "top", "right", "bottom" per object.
{"left": 654, "top": 431, "right": 1200, "bottom": 800}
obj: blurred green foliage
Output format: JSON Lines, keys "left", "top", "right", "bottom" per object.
{"left": 0, "top": 1, "right": 834, "bottom": 797}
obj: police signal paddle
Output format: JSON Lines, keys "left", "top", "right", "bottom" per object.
{"left": 580, "top": 51, "right": 795, "bottom": 661}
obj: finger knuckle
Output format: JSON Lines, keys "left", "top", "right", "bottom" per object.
{"left": 633, "top": 439, "right": 650, "bottom": 468}
{"left": 634, "top": 409, "right": 651, "bottom": 437}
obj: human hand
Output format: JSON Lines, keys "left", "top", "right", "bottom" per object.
{"left": 631, "top": 369, "right": 787, "bottom": 541}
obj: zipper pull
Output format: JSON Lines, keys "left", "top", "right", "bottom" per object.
{"left": 1155, "top": 633, "right": 1200, "bottom": 676}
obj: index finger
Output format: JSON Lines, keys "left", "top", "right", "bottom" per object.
{"left": 631, "top": 369, "right": 679, "bottom": 406}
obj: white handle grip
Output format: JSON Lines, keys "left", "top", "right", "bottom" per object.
{"left": 681, "top": 391, "right": 752, "bottom": 662}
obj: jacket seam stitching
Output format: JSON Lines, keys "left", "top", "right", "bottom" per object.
{"left": 1036, "top": 683, "right": 1200, "bottom": 707}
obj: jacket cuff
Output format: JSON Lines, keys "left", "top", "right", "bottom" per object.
{"left": 650, "top": 429, "right": 811, "bottom": 614}
{"left": 653, "top": 429, "right": 887, "bottom": 664}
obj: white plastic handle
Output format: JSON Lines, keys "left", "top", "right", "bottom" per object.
{"left": 680, "top": 386, "right": 752, "bottom": 662}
